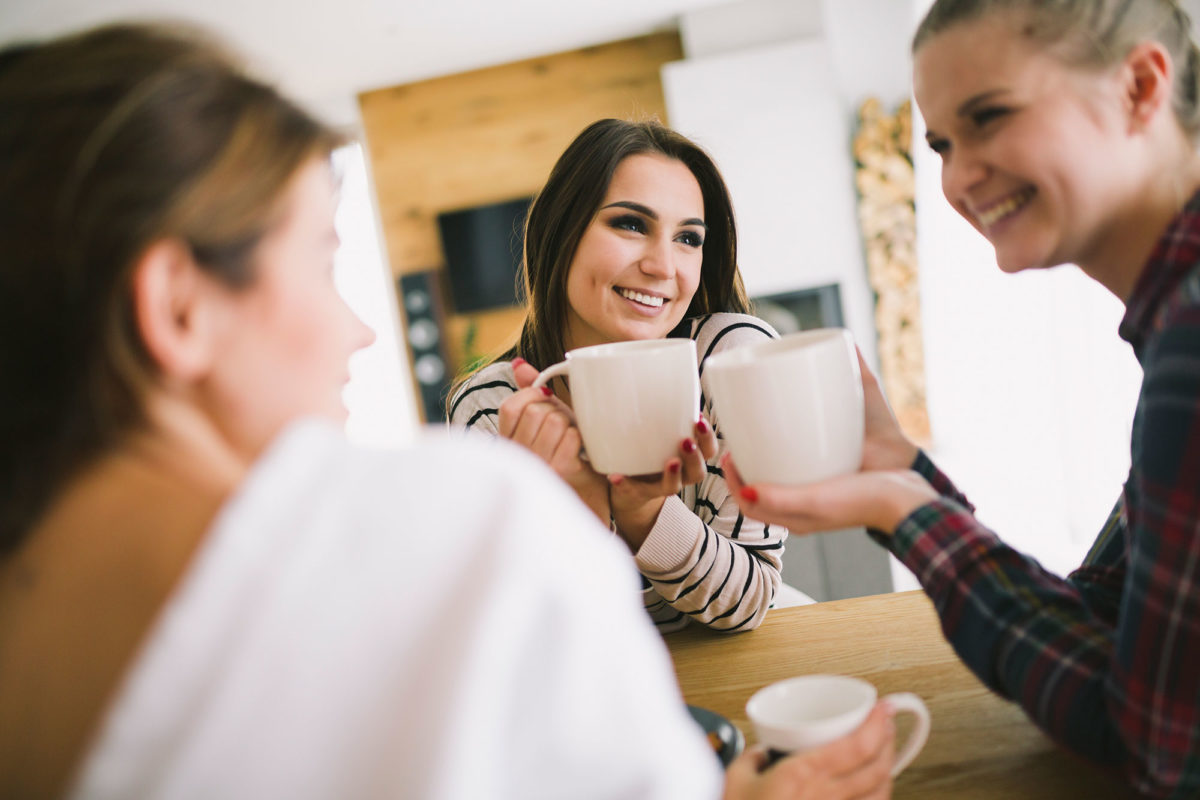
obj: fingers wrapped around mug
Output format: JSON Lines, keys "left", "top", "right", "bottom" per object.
{"left": 497, "top": 385, "right": 575, "bottom": 453}
{"left": 722, "top": 453, "right": 938, "bottom": 536}
{"left": 854, "top": 347, "right": 920, "bottom": 473}
{"left": 722, "top": 703, "right": 895, "bottom": 800}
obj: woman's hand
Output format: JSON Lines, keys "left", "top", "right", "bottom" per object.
{"left": 502, "top": 359, "right": 610, "bottom": 521}
{"left": 718, "top": 349, "right": 936, "bottom": 537}
{"left": 723, "top": 454, "right": 937, "bottom": 537}
{"left": 857, "top": 349, "right": 919, "bottom": 473}
{"left": 724, "top": 702, "right": 895, "bottom": 800}
{"left": 607, "top": 416, "right": 719, "bottom": 551}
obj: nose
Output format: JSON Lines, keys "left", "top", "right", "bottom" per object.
{"left": 941, "top": 146, "right": 988, "bottom": 211}
{"left": 341, "top": 296, "right": 376, "bottom": 353}
{"left": 638, "top": 234, "right": 676, "bottom": 280}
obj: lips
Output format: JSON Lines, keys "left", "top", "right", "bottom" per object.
{"left": 615, "top": 287, "right": 666, "bottom": 308}
{"left": 974, "top": 187, "right": 1036, "bottom": 229}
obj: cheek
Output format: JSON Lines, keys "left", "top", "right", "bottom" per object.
{"left": 679, "top": 255, "right": 703, "bottom": 297}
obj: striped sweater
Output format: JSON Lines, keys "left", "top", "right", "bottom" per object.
{"left": 448, "top": 313, "right": 787, "bottom": 633}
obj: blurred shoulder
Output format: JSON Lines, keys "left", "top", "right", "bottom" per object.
{"left": 251, "top": 419, "right": 624, "bottom": 571}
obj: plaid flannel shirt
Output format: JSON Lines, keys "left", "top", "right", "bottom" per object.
{"left": 889, "top": 191, "right": 1200, "bottom": 798}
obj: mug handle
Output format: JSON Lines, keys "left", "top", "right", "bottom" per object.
{"left": 880, "top": 692, "right": 930, "bottom": 776}
{"left": 530, "top": 360, "right": 569, "bottom": 391}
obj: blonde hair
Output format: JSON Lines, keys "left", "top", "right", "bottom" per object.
{"left": 913, "top": 0, "right": 1200, "bottom": 139}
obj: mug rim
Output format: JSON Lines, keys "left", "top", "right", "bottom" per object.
{"left": 703, "top": 327, "right": 849, "bottom": 371}
{"left": 746, "top": 674, "right": 877, "bottom": 729}
{"left": 565, "top": 337, "right": 696, "bottom": 360}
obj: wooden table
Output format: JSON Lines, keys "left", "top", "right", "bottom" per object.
{"left": 666, "top": 590, "right": 1134, "bottom": 799}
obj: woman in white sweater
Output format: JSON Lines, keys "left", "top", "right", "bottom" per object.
{"left": 0, "top": 23, "right": 894, "bottom": 800}
{"left": 449, "top": 120, "right": 788, "bottom": 633}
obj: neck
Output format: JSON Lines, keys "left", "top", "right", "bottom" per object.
{"left": 1078, "top": 138, "right": 1200, "bottom": 302}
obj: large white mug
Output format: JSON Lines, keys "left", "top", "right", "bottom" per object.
{"left": 746, "top": 674, "right": 930, "bottom": 776}
{"left": 703, "top": 328, "right": 863, "bottom": 485}
{"left": 530, "top": 338, "right": 700, "bottom": 476}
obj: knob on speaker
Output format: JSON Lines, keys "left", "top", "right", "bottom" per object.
{"left": 398, "top": 270, "right": 450, "bottom": 423}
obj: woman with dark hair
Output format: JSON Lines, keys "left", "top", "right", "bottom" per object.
{"left": 449, "top": 119, "right": 790, "bottom": 633}
{"left": 0, "top": 23, "right": 893, "bottom": 800}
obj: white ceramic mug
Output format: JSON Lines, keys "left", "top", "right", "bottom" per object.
{"left": 746, "top": 674, "right": 930, "bottom": 776}
{"left": 703, "top": 327, "right": 863, "bottom": 485}
{"left": 530, "top": 338, "right": 700, "bottom": 476}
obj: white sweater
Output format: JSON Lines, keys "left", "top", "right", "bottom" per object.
{"left": 449, "top": 313, "right": 787, "bottom": 633}
{"left": 68, "top": 420, "right": 721, "bottom": 800}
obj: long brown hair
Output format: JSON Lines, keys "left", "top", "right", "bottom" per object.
{"left": 449, "top": 118, "right": 749, "bottom": 408}
{"left": 0, "top": 24, "right": 344, "bottom": 555}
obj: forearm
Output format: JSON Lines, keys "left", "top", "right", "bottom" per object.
{"left": 891, "top": 501, "right": 1198, "bottom": 798}
{"left": 636, "top": 497, "right": 784, "bottom": 632}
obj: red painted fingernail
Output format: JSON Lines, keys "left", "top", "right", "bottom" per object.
{"left": 681, "top": 438, "right": 696, "bottom": 454}
{"left": 540, "top": 386, "right": 552, "bottom": 397}
{"left": 512, "top": 357, "right": 527, "bottom": 367}
{"left": 668, "top": 460, "right": 681, "bottom": 473}
{"left": 696, "top": 418, "right": 710, "bottom": 434}
{"left": 740, "top": 487, "right": 758, "bottom": 502}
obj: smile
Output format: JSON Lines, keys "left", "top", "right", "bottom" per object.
{"left": 976, "top": 187, "right": 1036, "bottom": 229}
{"left": 615, "top": 287, "right": 665, "bottom": 308}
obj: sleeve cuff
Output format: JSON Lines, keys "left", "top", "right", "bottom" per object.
{"left": 634, "top": 496, "right": 704, "bottom": 574}
{"left": 889, "top": 496, "right": 989, "bottom": 574}
{"left": 911, "top": 450, "right": 975, "bottom": 512}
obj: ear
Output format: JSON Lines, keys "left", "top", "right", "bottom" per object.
{"left": 1123, "top": 41, "right": 1173, "bottom": 130}
{"left": 130, "top": 239, "right": 226, "bottom": 382}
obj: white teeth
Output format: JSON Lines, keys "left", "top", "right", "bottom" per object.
{"left": 617, "top": 288, "right": 664, "bottom": 307}
{"left": 977, "top": 188, "right": 1035, "bottom": 228}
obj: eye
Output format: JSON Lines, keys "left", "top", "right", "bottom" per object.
{"left": 970, "top": 106, "right": 1009, "bottom": 128}
{"left": 926, "top": 137, "right": 950, "bottom": 157}
{"left": 609, "top": 214, "right": 648, "bottom": 234}
{"left": 676, "top": 230, "right": 704, "bottom": 248}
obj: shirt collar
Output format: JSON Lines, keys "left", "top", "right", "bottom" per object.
{"left": 1119, "top": 188, "right": 1200, "bottom": 354}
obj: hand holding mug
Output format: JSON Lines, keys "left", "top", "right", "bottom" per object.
{"left": 608, "top": 417, "right": 717, "bottom": 547}
{"left": 855, "top": 348, "right": 920, "bottom": 473}
{"left": 746, "top": 675, "right": 929, "bottom": 778}
{"left": 723, "top": 453, "right": 937, "bottom": 536}
{"left": 723, "top": 702, "right": 895, "bottom": 800}
{"left": 503, "top": 358, "right": 610, "bottom": 520}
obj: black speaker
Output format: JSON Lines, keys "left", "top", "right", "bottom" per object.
{"left": 398, "top": 271, "right": 450, "bottom": 423}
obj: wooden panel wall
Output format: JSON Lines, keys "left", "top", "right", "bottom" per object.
{"left": 358, "top": 32, "right": 682, "bottom": 386}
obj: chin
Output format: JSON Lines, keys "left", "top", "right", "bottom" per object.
{"left": 993, "top": 248, "right": 1051, "bottom": 275}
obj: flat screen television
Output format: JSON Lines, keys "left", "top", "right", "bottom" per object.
{"left": 437, "top": 196, "right": 532, "bottom": 313}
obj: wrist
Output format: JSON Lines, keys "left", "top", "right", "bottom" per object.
{"left": 575, "top": 481, "right": 611, "bottom": 524}
{"left": 871, "top": 471, "right": 938, "bottom": 534}
{"left": 612, "top": 496, "right": 666, "bottom": 551}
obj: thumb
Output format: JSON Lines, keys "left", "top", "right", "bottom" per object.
{"left": 511, "top": 358, "right": 542, "bottom": 390}
{"left": 723, "top": 747, "right": 768, "bottom": 797}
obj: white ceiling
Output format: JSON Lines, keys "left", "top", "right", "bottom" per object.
{"left": 1, "top": 0, "right": 732, "bottom": 125}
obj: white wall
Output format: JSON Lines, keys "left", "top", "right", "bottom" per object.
{"left": 333, "top": 144, "right": 420, "bottom": 448}
{"left": 662, "top": 39, "right": 878, "bottom": 370}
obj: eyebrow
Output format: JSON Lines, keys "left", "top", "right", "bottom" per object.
{"left": 924, "top": 88, "right": 1011, "bottom": 144}
{"left": 601, "top": 200, "right": 707, "bottom": 230}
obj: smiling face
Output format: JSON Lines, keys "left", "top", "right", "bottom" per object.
{"left": 202, "top": 157, "right": 376, "bottom": 459}
{"left": 914, "top": 13, "right": 1138, "bottom": 275}
{"left": 563, "top": 153, "right": 706, "bottom": 349}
